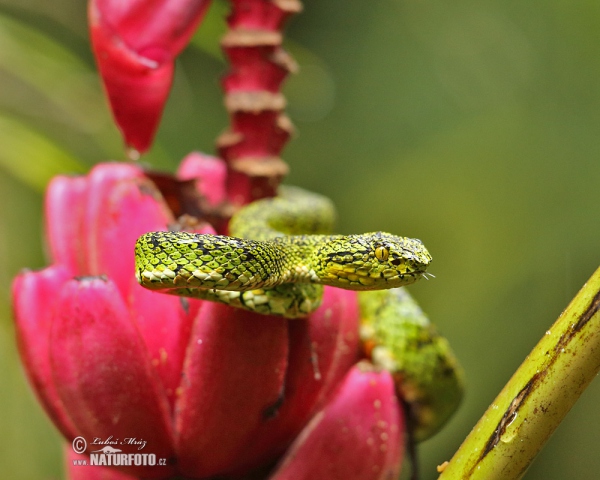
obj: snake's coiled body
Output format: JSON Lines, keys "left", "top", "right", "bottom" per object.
{"left": 134, "top": 186, "right": 463, "bottom": 440}
{"left": 135, "top": 187, "right": 432, "bottom": 317}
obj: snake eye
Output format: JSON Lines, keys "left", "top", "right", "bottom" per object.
{"left": 375, "top": 245, "right": 389, "bottom": 261}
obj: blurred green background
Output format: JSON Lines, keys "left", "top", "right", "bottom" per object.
{"left": 1, "top": 0, "right": 600, "bottom": 478}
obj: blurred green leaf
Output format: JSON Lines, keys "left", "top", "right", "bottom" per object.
{"left": 0, "top": 113, "right": 84, "bottom": 191}
{"left": 189, "top": 0, "right": 228, "bottom": 61}
{"left": 0, "top": 13, "right": 107, "bottom": 132}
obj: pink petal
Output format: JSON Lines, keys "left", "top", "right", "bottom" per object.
{"left": 89, "top": 29, "right": 173, "bottom": 154}
{"left": 175, "top": 303, "right": 289, "bottom": 478}
{"left": 302, "top": 288, "right": 362, "bottom": 409}
{"left": 177, "top": 152, "right": 227, "bottom": 206}
{"left": 12, "top": 265, "right": 80, "bottom": 440}
{"left": 127, "top": 280, "right": 202, "bottom": 410}
{"left": 45, "top": 175, "right": 88, "bottom": 274}
{"left": 227, "top": 287, "right": 361, "bottom": 473}
{"left": 50, "top": 277, "right": 176, "bottom": 478}
{"left": 269, "top": 363, "right": 405, "bottom": 480}
{"left": 89, "top": 0, "right": 211, "bottom": 152}
{"left": 92, "top": 0, "right": 211, "bottom": 62}
{"left": 65, "top": 445, "right": 138, "bottom": 480}
{"left": 83, "top": 162, "right": 174, "bottom": 298}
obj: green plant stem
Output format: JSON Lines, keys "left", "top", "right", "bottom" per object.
{"left": 438, "top": 265, "right": 600, "bottom": 480}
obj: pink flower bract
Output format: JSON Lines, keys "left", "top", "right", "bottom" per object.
{"left": 89, "top": 1, "right": 211, "bottom": 153}
{"left": 13, "top": 160, "right": 366, "bottom": 478}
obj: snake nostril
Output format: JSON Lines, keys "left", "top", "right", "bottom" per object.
{"left": 390, "top": 258, "right": 402, "bottom": 266}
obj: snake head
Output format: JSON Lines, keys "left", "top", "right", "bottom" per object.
{"left": 316, "top": 232, "right": 432, "bottom": 290}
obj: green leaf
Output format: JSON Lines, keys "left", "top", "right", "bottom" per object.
{"left": 0, "top": 114, "right": 84, "bottom": 192}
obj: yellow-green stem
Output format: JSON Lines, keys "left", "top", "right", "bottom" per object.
{"left": 439, "top": 265, "right": 600, "bottom": 480}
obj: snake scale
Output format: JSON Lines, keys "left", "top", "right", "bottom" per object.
{"left": 135, "top": 186, "right": 463, "bottom": 441}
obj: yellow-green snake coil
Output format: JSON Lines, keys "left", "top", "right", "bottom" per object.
{"left": 135, "top": 186, "right": 463, "bottom": 441}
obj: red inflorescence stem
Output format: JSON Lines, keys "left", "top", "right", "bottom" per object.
{"left": 218, "top": 0, "right": 303, "bottom": 206}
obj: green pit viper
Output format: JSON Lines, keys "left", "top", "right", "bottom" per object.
{"left": 135, "top": 186, "right": 463, "bottom": 441}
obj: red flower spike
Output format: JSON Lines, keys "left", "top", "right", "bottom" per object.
{"left": 177, "top": 152, "right": 227, "bottom": 206}
{"left": 222, "top": 42, "right": 293, "bottom": 93}
{"left": 226, "top": 287, "right": 361, "bottom": 474}
{"left": 13, "top": 265, "right": 80, "bottom": 441}
{"left": 218, "top": 0, "right": 301, "bottom": 204}
{"left": 227, "top": 0, "right": 301, "bottom": 31}
{"left": 45, "top": 175, "right": 88, "bottom": 274}
{"left": 221, "top": 111, "right": 292, "bottom": 160}
{"left": 50, "top": 277, "right": 176, "bottom": 478}
{"left": 83, "top": 162, "right": 174, "bottom": 297}
{"left": 89, "top": 0, "right": 211, "bottom": 153}
{"left": 175, "top": 303, "right": 289, "bottom": 478}
{"left": 269, "top": 363, "right": 405, "bottom": 480}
